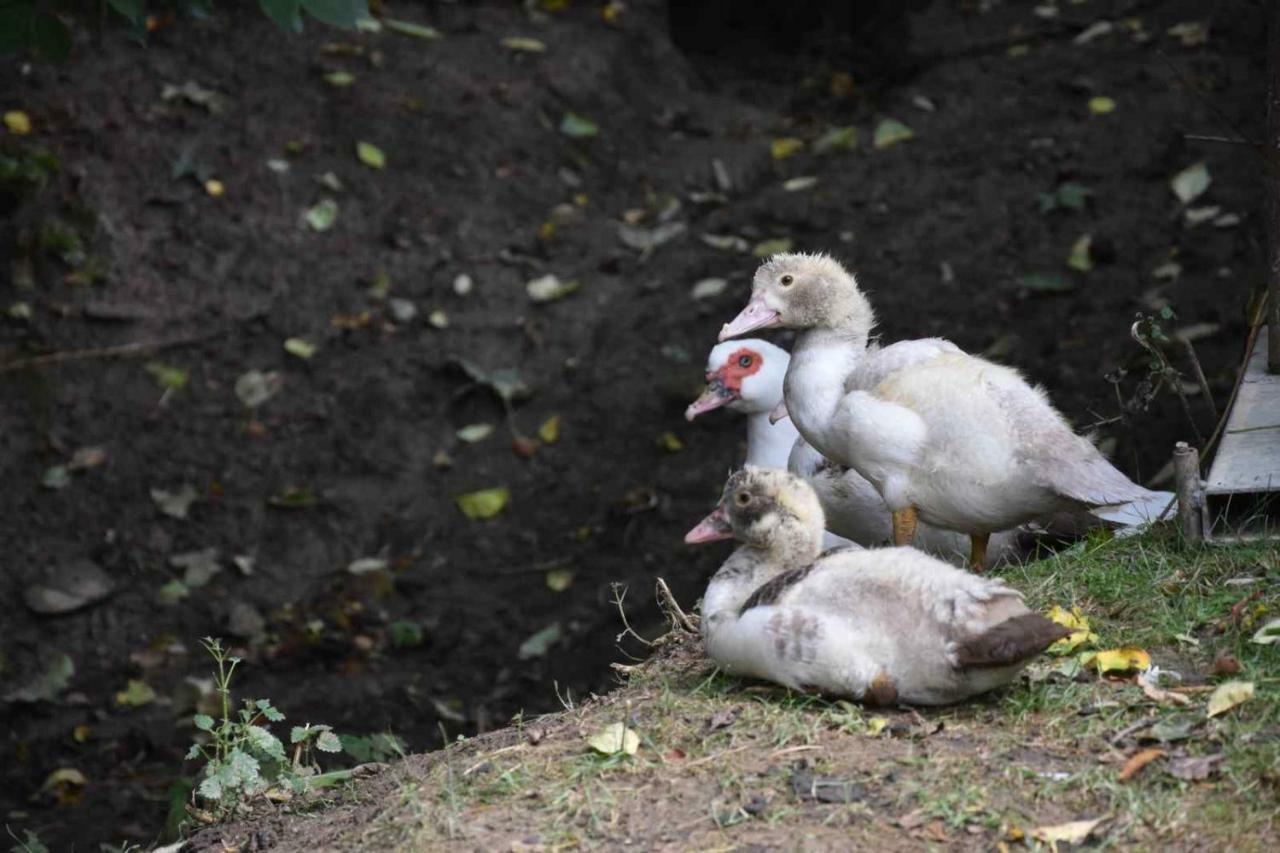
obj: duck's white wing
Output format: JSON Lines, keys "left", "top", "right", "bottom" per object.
{"left": 985, "top": 371, "right": 1157, "bottom": 507}
{"left": 844, "top": 338, "right": 961, "bottom": 394}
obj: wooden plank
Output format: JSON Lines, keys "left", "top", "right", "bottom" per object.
{"left": 1206, "top": 328, "right": 1280, "bottom": 495}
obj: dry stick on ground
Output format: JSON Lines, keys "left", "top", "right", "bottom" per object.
{"left": 0, "top": 330, "right": 221, "bottom": 373}
{"left": 655, "top": 577, "right": 699, "bottom": 634}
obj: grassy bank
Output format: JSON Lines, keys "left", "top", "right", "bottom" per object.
{"left": 190, "top": 527, "right": 1278, "bottom": 851}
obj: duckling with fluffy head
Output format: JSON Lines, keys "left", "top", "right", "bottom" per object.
{"left": 686, "top": 468, "right": 1069, "bottom": 705}
{"left": 719, "top": 252, "right": 1164, "bottom": 569}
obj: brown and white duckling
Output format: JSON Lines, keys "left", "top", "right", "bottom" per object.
{"left": 687, "top": 339, "right": 1028, "bottom": 566}
{"left": 719, "top": 253, "right": 1167, "bottom": 569}
{"left": 685, "top": 467, "right": 1069, "bottom": 706}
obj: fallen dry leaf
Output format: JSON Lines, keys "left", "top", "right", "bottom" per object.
{"left": 1117, "top": 747, "right": 1165, "bottom": 781}
{"left": 587, "top": 722, "right": 639, "bottom": 756}
{"left": 1165, "top": 753, "right": 1224, "bottom": 781}
{"left": 1031, "top": 816, "right": 1108, "bottom": 851}
{"left": 1206, "top": 680, "right": 1253, "bottom": 718}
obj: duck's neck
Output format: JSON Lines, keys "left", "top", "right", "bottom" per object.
{"left": 785, "top": 327, "right": 868, "bottom": 442}
{"left": 744, "top": 409, "right": 800, "bottom": 469}
{"left": 703, "top": 525, "right": 821, "bottom": 623}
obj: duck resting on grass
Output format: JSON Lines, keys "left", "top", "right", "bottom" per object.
{"left": 684, "top": 467, "right": 1069, "bottom": 705}
{"left": 718, "top": 252, "right": 1169, "bottom": 570}
{"left": 686, "top": 338, "right": 1026, "bottom": 566}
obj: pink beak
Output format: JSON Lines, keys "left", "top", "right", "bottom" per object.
{"left": 768, "top": 400, "right": 789, "bottom": 424}
{"left": 685, "top": 381, "right": 734, "bottom": 421}
{"left": 684, "top": 504, "right": 734, "bottom": 545}
{"left": 719, "top": 297, "right": 781, "bottom": 341}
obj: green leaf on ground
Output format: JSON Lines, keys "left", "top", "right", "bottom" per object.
{"left": 813, "top": 126, "right": 857, "bottom": 154}
{"left": 456, "top": 423, "right": 494, "bottom": 443}
{"left": 1250, "top": 618, "right": 1280, "bottom": 644}
{"left": 324, "top": 70, "right": 356, "bottom": 87}
{"left": 300, "top": 0, "right": 365, "bottom": 29}
{"left": 873, "top": 118, "right": 913, "bottom": 149}
{"left": 501, "top": 36, "right": 546, "bottom": 52}
{"left": 545, "top": 568, "right": 573, "bottom": 592}
{"left": 770, "top": 138, "right": 804, "bottom": 160}
{"left": 538, "top": 415, "right": 562, "bottom": 443}
{"left": 42, "top": 465, "right": 70, "bottom": 490}
{"left": 151, "top": 484, "right": 199, "bottom": 519}
{"left": 1088, "top": 96, "right": 1116, "bottom": 114}
{"left": 518, "top": 622, "right": 563, "bottom": 659}
{"left": 1020, "top": 272, "right": 1075, "bottom": 293}
{"left": 305, "top": 198, "right": 339, "bottom": 231}
{"left": 753, "top": 238, "right": 793, "bottom": 257}
{"left": 527, "top": 274, "right": 580, "bottom": 302}
{"left": 1170, "top": 162, "right": 1211, "bottom": 204}
{"left": 382, "top": 18, "right": 441, "bottom": 40}
{"left": 146, "top": 361, "right": 189, "bottom": 392}
{"left": 456, "top": 487, "right": 510, "bottom": 520}
{"left": 559, "top": 112, "right": 599, "bottom": 138}
{"left": 284, "top": 338, "right": 317, "bottom": 359}
{"left": 116, "top": 679, "right": 157, "bottom": 707}
{"left": 1067, "top": 234, "right": 1093, "bottom": 272}
{"left": 356, "top": 141, "right": 385, "bottom": 169}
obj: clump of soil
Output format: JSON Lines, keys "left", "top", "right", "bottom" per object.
{"left": 0, "top": 1, "right": 1266, "bottom": 848}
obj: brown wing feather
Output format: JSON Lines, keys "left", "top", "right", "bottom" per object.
{"left": 739, "top": 565, "right": 815, "bottom": 615}
{"left": 954, "top": 613, "right": 1070, "bottom": 668}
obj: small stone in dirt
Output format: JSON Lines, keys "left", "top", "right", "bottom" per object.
{"left": 789, "top": 767, "right": 865, "bottom": 803}
{"left": 742, "top": 795, "right": 768, "bottom": 816}
{"left": 452, "top": 273, "right": 473, "bottom": 295}
{"left": 388, "top": 298, "right": 418, "bottom": 323}
{"left": 24, "top": 558, "right": 115, "bottom": 615}
{"left": 705, "top": 706, "right": 740, "bottom": 732}
{"left": 67, "top": 446, "right": 107, "bottom": 471}
{"left": 151, "top": 484, "right": 199, "bottom": 519}
{"left": 228, "top": 601, "right": 266, "bottom": 641}
{"left": 169, "top": 547, "right": 221, "bottom": 588}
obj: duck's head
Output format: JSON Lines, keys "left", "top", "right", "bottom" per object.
{"left": 685, "top": 466, "right": 825, "bottom": 559}
{"left": 719, "top": 253, "right": 874, "bottom": 340}
{"left": 685, "top": 339, "right": 789, "bottom": 420}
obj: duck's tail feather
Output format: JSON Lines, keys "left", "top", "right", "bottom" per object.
{"left": 954, "top": 613, "right": 1070, "bottom": 669}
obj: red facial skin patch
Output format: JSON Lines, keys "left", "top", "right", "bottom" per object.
{"left": 713, "top": 347, "right": 763, "bottom": 395}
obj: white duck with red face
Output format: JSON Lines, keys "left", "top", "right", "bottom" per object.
{"left": 687, "top": 339, "right": 1027, "bottom": 566}
{"left": 719, "top": 252, "right": 1167, "bottom": 569}
{"left": 683, "top": 468, "right": 1069, "bottom": 705}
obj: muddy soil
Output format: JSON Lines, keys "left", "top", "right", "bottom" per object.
{"left": 0, "top": 0, "right": 1267, "bottom": 848}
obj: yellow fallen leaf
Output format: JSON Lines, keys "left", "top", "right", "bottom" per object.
{"left": 771, "top": 137, "right": 804, "bottom": 160}
{"left": 1084, "top": 647, "right": 1151, "bottom": 675}
{"left": 4, "top": 110, "right": 32, "bottom": 135}
{"left": 1206, "top": 680, "right": 1253, "bottom": 718}
{"left": 538, "top": 414, "right": 561, "bottom": 444}
{"left": 865, "top": 716, "right": 888, "bottom": 736}
{"left": 455, "top": 487, "right": 510, "bottom": 520}
{"left": 587, "top": 722, "right": 639, "bottom": 756}
{"left": 204, "top": 179, "right": 225, "bottom": 197}
{"left": 1089, "top": 96, "right": 1116, "bottom": 114}
{"left": 1031, "top": 816, "right": 1107, "bottom": 851}
{"left": 1045, "top": 605, "right": 1098, "bottom": 654}
{"left": 658, "top": 431, "right": 683, "bottom": 452}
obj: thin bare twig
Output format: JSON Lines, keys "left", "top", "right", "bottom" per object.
{"left": 611, "top": 583, "right": 654, "bottom": 648}
{"left": 655, "top": 577, "right": 699, "bottom": 634}
{"left": 0, "top": 330, "right": 219, "bottom": 373}
{"left": 1179, "top": 338, "right": 1219, "bottom": 423}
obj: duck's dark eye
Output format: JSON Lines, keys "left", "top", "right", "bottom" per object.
{"left": 735, "top": 491, "right": 751, "bottom": 506}
{"left": 738, "top": 354, "right": 752, "bottom": 368}
{"left": 780, "top": 274, "right": 794, "bottom": 286}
